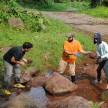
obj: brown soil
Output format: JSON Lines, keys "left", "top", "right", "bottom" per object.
{"left": 75, "top": 56, "right": 107, "bottom": 103}
{"left": 45, "top": 56, "right": 108, "bottom": 107}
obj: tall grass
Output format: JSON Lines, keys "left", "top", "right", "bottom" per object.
{"left": 0, "top": 18, "right": 94, "bottom": 72}
{"left": 79, "top": 6, "right": 108, "bottom": 18}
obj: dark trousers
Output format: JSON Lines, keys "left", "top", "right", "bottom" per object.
{"left": 97, "top": 60, "right": 107, "bottom": 82}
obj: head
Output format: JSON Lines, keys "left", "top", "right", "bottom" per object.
{"left": 93, "top": 33, "right": 102, "bottom": 44}
{"left": 66, "top": 33, "right": 74, "bottom": 42}
{"left": 22, "top": 42, "right": 33, "bottom": 52}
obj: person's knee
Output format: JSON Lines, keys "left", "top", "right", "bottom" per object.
{"left": 69, "top": 71, "right": 75, "bottom": 76}
{"left": 14, "top": 68, "right": 21, "bottom": 74}
{"left": 57, "top": 69, "right": 64, "bottom": 74}
{"left": 68, "top": 68, "right": 75, "bottom": 76}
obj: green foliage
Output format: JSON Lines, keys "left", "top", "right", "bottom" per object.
{"left": 79, "top": 6, "right": 108, "bottom": 18}
{"left": 9, "top": 0, "right": 19, "bottom": 10}
{"left": 90, "top": 0, "right": 108, "bottom": 8}
{"left": 22, "top": 1, "right": 89, "bottom": 11}
{"left": 89, "top": 101, "right": 104, "bottom": 108}
{"left": 0, "top": 0, "right": 49, "bottom": 32}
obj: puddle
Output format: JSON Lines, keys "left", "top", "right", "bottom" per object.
{"left": 0, "top": 86, "right": 48, "bottom": 107}
{"left": 23, "top": 86, "right": 48, "bottom": 107}
{"left": 0, "top": 97, "right": 5, "bottom": 104}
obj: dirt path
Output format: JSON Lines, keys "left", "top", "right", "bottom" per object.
{"left": 42, "top": 11, "right": 108, "bottom": 41}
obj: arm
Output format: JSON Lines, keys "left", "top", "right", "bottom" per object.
{"left": 79, "top": 49, "right": 88, "bottom": 55}
{"left": 11, "top": 56, "right": 25, "bottom": 66}
{"left": 101, "top": 42, "right": 108, "bottom": 59}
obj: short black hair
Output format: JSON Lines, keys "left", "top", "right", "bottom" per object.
{"left": 22, "top": 42, "right": 33, "bottom": 49}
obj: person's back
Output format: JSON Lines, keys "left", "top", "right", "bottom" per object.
{"left": 3, "top": 46, "right": 25, "bottom": 65}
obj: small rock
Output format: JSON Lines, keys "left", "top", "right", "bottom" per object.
{"left": 84, "top": 63, "right": 89, "bottom": 66}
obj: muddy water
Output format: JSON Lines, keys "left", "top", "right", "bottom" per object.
{"left": 0, "top": 84, "right": 74, "bottom": 107}
{"left": 23, "top": 87, "right": 48, "bottom": 107}
{"left": 0, "top": 86, "right": 73, "bottom": 106}
{"left": 0, "top": 86, "right": 48, "bottom": 107}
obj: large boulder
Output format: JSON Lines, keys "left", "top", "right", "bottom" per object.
{"left": 8, "top": 17, "right": 24, "bottom": 28}
{"left": 48, "top": 96, "right": 91, "bottom": 108}
{"left": 28, "top": 75, "right": 47, "bottom": 87}
{"left": 0, "top": 94, "right": 41, "bottom": 108}
{"left": 20, "top": 67, "right": 40, "bottom": 83}
{"left": 44, "top": 72, "right": 77, "bottom": 95}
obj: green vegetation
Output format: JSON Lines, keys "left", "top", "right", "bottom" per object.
{"left": 0, "top": 19, "right": 94, "bottom": 72}
{"left": 16, "top": 0, "right": 108, "bottom": 18}
{"left": 79, "top": 6, "right": 108, "bottom": 18}
{"left": 90, "top": 0, "right": 108, "bottom": 8}
{"left": 0, "top": 0, "right": 49, "bottom": 32}
{"left": 89, "top": 101, "right": 104, "bottom": 108}
{"left": 20, "top": 1, "right": 89, "bottom": 11}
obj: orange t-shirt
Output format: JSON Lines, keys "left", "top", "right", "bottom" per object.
{"left": 62, "top": 40, "right": 82, "bottom": 63}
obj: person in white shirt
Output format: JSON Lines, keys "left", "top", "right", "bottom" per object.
{"left": 94, "top": 33, "right": 108, "bottom": 89}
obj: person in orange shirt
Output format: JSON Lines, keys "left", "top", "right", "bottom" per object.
{"left": 58, "top": 33, "right": 92, "bottom": 83}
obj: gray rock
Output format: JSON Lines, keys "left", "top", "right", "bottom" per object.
{"left": 48, "top": 96, "right": 91, "bottom": 108}
{"left": 0, "top": 94, "right": 41, "bottom": 108}
{"left": 8, "top": 17, "right": 24, "bottom": 28}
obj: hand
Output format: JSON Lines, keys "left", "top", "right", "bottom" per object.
{"left": 99, "top": 57, "right": 107, "bottom": 62}
{"left": 72, "top": 52, "right": 80, "bottom": 57}
{"left": 86, "top": 51, "right": 93, "bottom": 55}
{"left": 22, "top": 58, "right": 27, "bottom": 64}
{"left": 99, "top": 58, "right": 103, "bottom": 62}
{"left": 20, "top": 61, "right": 26, "bottom": 66}
{"left": 95, "top": 56, "right": 101, "bottom": 64}
{"left": 97, "top": 56, "right": 101, "bottom": 59}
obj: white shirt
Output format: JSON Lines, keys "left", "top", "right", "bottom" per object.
{"left": 96, "top": 41, "right": 108, "bottom": 59}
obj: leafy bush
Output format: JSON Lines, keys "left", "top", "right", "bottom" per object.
{"left": 90, "top": 0, "right": 108, "bottom": 8}
{"left": 0, "top": 0, "right": 50, "bottom": 32}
